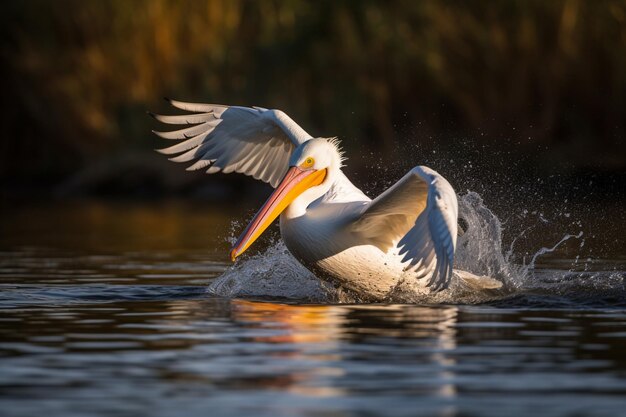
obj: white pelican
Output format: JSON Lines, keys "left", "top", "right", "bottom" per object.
{"left": 152, "top": 99, "right": 493, "bottom": 299}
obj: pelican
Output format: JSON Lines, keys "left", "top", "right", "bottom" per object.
{"left": 152, "top": 99, "right": 497, "bottom": 299}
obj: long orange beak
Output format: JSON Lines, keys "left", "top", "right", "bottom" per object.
{"left": 230, "top": 166, "right": 327, "bottom": 261}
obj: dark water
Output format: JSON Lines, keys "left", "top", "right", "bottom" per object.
{"left": 1, "top": 202, "right": 625, "bottom": 417}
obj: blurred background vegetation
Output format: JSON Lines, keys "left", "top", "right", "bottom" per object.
{"left": 1, "top": 0, "right": 625, "bottom": 201}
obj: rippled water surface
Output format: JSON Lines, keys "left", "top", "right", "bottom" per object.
{"left": 1, "top": 201, "right": 625, "bottom": 417}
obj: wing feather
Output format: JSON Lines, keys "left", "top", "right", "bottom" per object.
{"left": 152, "top": 120, "right": 221, "bottom": 140}
{"left": 166, "top": 98, "right": 227, "bottom": 113}
{"left": 152, "top": 100, "right": 312, "bottom": 187}
{"left": 149, "top": 111, "right": 217, "bottom": 125}
{"left": 353, "top": 166, "right": 458, "bottom": 291}
{"left": 156, "top": 132, "right": 210, "bottom": 155}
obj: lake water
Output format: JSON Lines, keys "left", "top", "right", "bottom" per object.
{"left": 1, "top": 201, "right": 625, "bottom": 417}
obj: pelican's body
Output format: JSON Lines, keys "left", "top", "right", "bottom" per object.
{"left": 152, "top": 100, "right": 498, "bottom": 299}
{"left": 277, "top": 172, "right": 398, "bottom": 298}
{"left": 282, "top": 215, "right": 407, "bottom": 299}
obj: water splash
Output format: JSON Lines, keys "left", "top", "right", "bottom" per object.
{"left": 209, "top": 239, "right": 332, "bottom": 301}
{"left": 527, "top": 231, "right": 584, "bottom": 270}
{"left": 209, "top": 191, "right": 618, "bottom": 304}
{"left": 455, "top": 192, "right": 525, "bottom": 287}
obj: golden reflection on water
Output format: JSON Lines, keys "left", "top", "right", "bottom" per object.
{"left": 232, "top": 299, "right": 348, "bottom": 344}
{"left": 229, "top": 299, "right": 459, "bottom": 399}
{"left": 230, "top": 301, "right": 458, "bottom": 343}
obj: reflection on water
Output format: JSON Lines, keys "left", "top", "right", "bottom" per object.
{"left": 0, "top": 202, "right": 625, "bottom": 417}
{"left": 3, "top": 294, "right": 626, "bottom": 417}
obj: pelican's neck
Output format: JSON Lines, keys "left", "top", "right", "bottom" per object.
{"left": 283, "top": 165, "right": 338, "bottom": 219}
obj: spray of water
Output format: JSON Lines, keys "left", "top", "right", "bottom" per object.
{"left": 454, "top": 191, "right": 525, "bottom": 287}
{"left": 209, "top": 188, "right": 599, "bottom": 303}
{"left": 527, "top": 231, "right": 584, "bottom": 270}
{"left": 209, "top": 238, "right": 331, "bottom": 301}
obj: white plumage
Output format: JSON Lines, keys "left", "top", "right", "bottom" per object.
{"left": 154, "top": 99, "right": 310, "bottom": 187}
{"left": 153, "top": 100, "right": 490, "bottom": 299}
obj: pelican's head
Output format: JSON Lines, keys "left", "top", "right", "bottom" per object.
{"left": 288, "top": 137, "right": 344, "bottom": 172}
{"left": 230, "top": 137, "right": 343, "bottom": 261}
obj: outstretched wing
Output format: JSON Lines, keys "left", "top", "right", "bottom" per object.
{"left": 151, "top": 99, "right": 312, "bottom": 187}
{"left": 352, "top": 166, "right": 458, "bottom": 291}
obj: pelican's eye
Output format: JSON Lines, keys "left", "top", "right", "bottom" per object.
{"left": 301, "top": 157, "right": 315, "bottom": 169}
